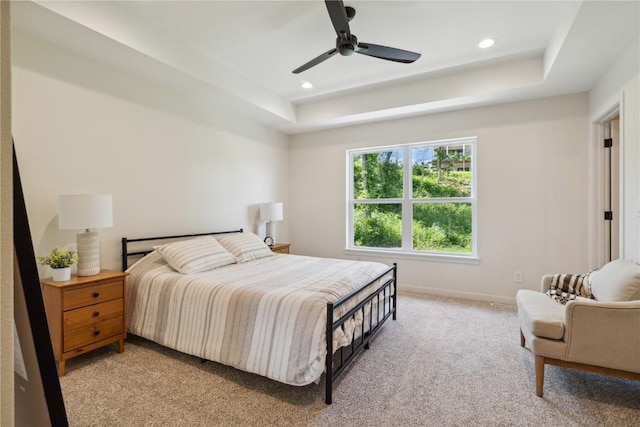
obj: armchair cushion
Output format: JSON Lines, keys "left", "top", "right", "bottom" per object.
{"left": 589, "top": 259, "right": 640, "bottom": 302}
{"left": 516, "top": 290, "right": 565, "bottom": 340}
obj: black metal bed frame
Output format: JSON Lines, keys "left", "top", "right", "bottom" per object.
{"left": 121, "top": 229, "right": 397, "bottom": 404}
{"left": 325, "top": 263, "right": 397, "bottom": 403}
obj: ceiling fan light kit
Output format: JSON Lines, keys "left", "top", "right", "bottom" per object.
{"left": 293, "top": 0, "right": 421, "bottom": 74}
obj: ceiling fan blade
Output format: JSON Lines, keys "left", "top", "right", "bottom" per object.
{"left": 356, "top": 42, "right": 421, "bottom": 63}
{"left": 325, "top": 0, "right": 350, "bottom": 37}
{"left": 292, "top": 48, "right": 338, "bottom": 74}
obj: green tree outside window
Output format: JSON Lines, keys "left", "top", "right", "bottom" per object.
{"left": 350, "top": 140, "right": 475, "bottom": 255}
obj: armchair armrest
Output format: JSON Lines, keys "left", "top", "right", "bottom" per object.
{"left": 563, "top": 299, "right": 640, "bottom": 373}
{"left": 541, "top": 275, "right": 553, "bottom": 293}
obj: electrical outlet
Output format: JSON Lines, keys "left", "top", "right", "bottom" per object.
{"left": 514, "top": 270, "right": 523, "bottom": 283}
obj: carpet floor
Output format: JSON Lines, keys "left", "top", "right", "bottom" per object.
{"left": 59, "top": 293, "right": 640, "bottom": 426}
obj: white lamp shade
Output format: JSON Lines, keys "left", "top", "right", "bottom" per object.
{"left": 58, "top": 194, "right": 113, "bottom": 230}
{"left": 260, "top": 202, "right": 283, "bottom": 222}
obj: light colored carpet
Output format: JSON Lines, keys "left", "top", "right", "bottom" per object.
{"left": 59, "top": 293, "right": 640, "bottom": 426}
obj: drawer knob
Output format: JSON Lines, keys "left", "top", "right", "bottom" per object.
{"left": 92, "top": 292, "right": 100, "bottom": 298}
{"left": 93, "top": 312, "right": 100, "bottom": 317}
{"left": 93, "top": 331, "right": 100, "bottom": 337}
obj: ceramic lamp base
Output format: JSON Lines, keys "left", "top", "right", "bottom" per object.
{"left": 266, "top": 221, "right": 277, "bottom": 245}
{"left": 77, "top": 230, "right": 101, "bottom": 276}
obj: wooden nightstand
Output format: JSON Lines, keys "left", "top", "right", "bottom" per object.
{"left": 270, "top": 243, "right": 290, "bottom": 254}
{"left": 41, "top": 270, "right": 128, "bottom": 376}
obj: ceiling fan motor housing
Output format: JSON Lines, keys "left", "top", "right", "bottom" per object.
{"left": 337, "top": 34, "right": 357, "bottom": 56}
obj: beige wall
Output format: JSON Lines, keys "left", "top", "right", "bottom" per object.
{"left": 290, "top": 94, "right": 590, "bottom": 302}
{"left": 12, "top": 33, "right": 290, "bottom": 277}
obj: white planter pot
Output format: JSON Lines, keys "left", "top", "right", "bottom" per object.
{"left": 52, "top": 267, "right": 71, "bottom": 282}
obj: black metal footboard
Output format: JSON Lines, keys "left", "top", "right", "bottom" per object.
{"left": 325, "top": 262, "right": 397, "bottom": 404}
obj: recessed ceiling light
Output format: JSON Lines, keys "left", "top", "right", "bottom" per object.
{"left": 478, "top": 38, "right": 496, "bottom": 49}
{"left": 301, "top": 82, "right": 313, "bottom": 89}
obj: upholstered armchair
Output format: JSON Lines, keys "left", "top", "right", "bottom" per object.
{"left": 516, "top": 259, "right": 640, "bottom": 396}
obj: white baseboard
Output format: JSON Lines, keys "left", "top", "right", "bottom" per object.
{"left": 398, "top": 283, "right": 516, "bottom": 305}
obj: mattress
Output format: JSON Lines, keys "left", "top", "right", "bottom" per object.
{"left": 126, "top": 251, "right": 392, "bottom": 386}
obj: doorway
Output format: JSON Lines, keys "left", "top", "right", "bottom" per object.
{"left": 601, "top": 114, "right": 620, "bottom": 262}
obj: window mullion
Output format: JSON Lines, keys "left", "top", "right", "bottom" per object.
{"left": 402, "top": 146, "right": 413, "bottom": 251}
{"left": 347, "top": 152, "right": 355, "bottom": 248}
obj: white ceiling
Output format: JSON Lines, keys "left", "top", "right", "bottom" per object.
{"left": 11, "top": 1, "right": 640, "bottom": 134}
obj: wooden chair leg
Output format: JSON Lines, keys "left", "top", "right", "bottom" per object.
{"left": 535, "top": 355, "right": 545, "bottom": 397}
{"left": 520, "top": 329, "right": 525, "bottom": 347}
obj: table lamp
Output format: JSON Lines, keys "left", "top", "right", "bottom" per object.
{"left": 58, "top": 194, "right": 113, "bottom": 276}
{"left": 260, "top": 202, "right": 283, "bottom": 246}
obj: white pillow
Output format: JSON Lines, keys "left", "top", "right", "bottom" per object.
{"left": 216, "top": 232, "right": 273, "bottom": 263}
{"left": 590, "top": 259, "right": 640, "bottom": 301}
{"left": 155, "top": 236, "right": 237, "bottom": 274}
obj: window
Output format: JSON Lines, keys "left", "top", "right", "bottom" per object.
{"left": 347, "top": 137, "right": 476, "bottom": 259}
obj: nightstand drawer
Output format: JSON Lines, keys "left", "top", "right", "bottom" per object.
{"left": 64, "top": 316, "right": 124, "bottom": 351}
{"left": 63, "top": 299, "right": 124, "bottom": 332}
{"left": 63, "top": 280, "right": 123, "bottom": 310}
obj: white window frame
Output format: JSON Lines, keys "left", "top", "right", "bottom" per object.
{"left": 346, "top": 137, "right": 478, "bottom": 263}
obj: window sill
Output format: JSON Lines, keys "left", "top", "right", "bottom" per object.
{"left": 343, "top": 248, "right": 480, "bottom": 264}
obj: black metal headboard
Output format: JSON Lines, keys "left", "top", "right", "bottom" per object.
{"left": 121, "top": 228, "right": 244, "bottom": 271}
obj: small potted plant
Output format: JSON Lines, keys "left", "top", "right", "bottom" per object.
{"left": 38, "top": 246, "right": 78, "bottom": 281}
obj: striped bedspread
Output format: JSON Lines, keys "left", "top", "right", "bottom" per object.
{"left": 126, "top": 251, "right": 393, "bottom": 386}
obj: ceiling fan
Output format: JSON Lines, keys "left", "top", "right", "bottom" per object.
{"left": 292, "top": 0, "right": 421, "bottom": 74}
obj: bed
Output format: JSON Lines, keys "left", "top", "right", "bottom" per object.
{"left": 121, "top": 229, "right": 397, "bottom": 404}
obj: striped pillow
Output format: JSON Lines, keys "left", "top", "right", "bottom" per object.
{"left": 216, "top": 232, "right": 273, "bottom": 263}
{"left": 155, "top": 236, "right": 237, "bottom": 274}
{"left": 546, "top": 271, "right": 595, "bottom": 304}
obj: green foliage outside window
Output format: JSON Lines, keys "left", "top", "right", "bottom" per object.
{"left": 412, "top": 146, "right": 471, "bottom": 198}
{"left": 413, "top": 168, "right": 471, "bottom": 198}
{"left": 354, "top": 204, "right": 402, "bottom": 248}
{"left": 412, "top": 203, "right": 472, "bottom": 253}
{"left": 352, "top": 143, "right": 473, "bottom": 254}
{"left": 353, "top": 151, "right": 403, "bottom": 199}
